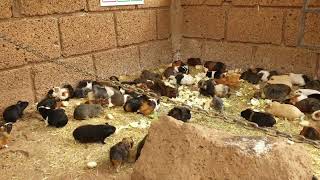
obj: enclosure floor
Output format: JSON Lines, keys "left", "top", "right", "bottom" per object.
{"left": 0, "top": 68, "right": 319, "bottom": 179}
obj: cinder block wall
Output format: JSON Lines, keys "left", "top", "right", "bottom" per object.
{"left": 180, "top": 0, "right": 320, "bottom": 77}
{"left": 0, "top": 0, "right": 171, "bottom": 110}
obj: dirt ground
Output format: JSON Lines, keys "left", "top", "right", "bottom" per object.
{"left": 1, "top": 67, "right": 320, "bottom": 180}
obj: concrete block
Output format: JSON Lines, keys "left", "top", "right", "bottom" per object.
{"left": 181, "top": 38, "right": 203, "bottom": 61}
{"left": 116, "top": 10, "right": 157, "bottom": 46}
{"left": 140, "top": 40, "right": 172, "bottom": 69}
{"left": 303, "top": 13, "right": 320, "bottom": 47}
{"left": 157, "top": 9, "right": 171, "bottom": 39}
{"left": 284, "top": 9, "right": 301, "bottom": 47}
{"left": 0, "top": 0, "right": 12, "bottom": 19}
{"left": 59, "top": 13, "right": 117, "bottom": 57}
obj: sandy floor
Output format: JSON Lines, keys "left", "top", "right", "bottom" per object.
{"left": 1, "top": 67, "right": 320, "bottom": 179}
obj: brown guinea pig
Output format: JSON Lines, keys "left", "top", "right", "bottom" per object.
{"left": 138, "top": 98, "right": 160, "bottom": 116}
{"left": 110, "top": 137, "right": 134, "bottom": 172}
{"left": 0, "top": 123, "right": 13, "bottom": 149}
{"left": 300, "top": 126, "right": 320, "bottom": 140}
{"left": 163, "top": 67, "right": 177, "bottom": 79}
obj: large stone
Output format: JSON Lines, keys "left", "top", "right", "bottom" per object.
{"left": 284, "top": 9, "right": 301, "bottom": 47}
{"left": 59, "top": 13, "right": 116, "bottom": 57}
{"left": 303, "top": 13, "right": 320, "bottom": 47}
{"left": 132, "top": 116, "right": 313, "bottom": 180}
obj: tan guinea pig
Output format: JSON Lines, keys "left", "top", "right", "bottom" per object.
{"left": 265, "top": 101, "right": 304, "bottom": 120}
{"left": 267, "top": 75, "right": 293, "bottom": 88}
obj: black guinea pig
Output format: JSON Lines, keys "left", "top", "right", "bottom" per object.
{"left": 178, "top": 64, "right": 189, "bottom": 74}
{"left": 3, "top": 101, "right": 29, "bottom": 123}
{"left": 109, "top": 76, "right": 120, "bottom": 81}
{"left": 241, "top": 109, "right": 276, "bottom": 127}
{"left": 262, "top": 84, "right": 291, "bottom": 102}
{"left": 37, "top": 98, "right": 57, "bottom": 110}
{"left": 198, "top": 79, "right": 215, "bottom": 97}
{"left": 135, "top": 135, "right": 148, "bottom": 161}
{"left": 187, "top": 58, "right": 202, "bottom": 66}
{"left": 168, "top": 107, "right": 191, "bottom": 122}
{"left": 110, "top": 137, "right": 134, "bottom": 172}
{"left": 304, "top": 80, "right": 320, "bottom": 91}
{"left": 240, "top": 69, "right": 262, "bottom": 84}
{"left": 295, "top": 98, "right": 320, "bottom": 113}
{"left": 39, "top": 108, "right": 68, "bottom": 128}
{"left": 73, "top": 88, "right": 92, "bottom": 98}
{"left": 73, "top": 123, "right": 116, "bottom": 144}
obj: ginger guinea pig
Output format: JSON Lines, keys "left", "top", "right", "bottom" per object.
{"left": 265, "top": 101, "right": 304, "bottom": 120}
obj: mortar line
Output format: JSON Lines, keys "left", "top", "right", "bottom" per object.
{"left": 297, "top": 0, "right": 309, "bottom": 47}
{"left": 85, "top": 0, "right": 90, "bottom": 12}
{"left": 155, "top": 9, "right": 159, "bottom": 40}
{"left": 29, "top": 65, "right": 38, "bottom": 103}
{"left": 223, "top": 6, "right": 229, "bottom": 42}
{"left": 0, "top": 6, "right": 171, "bottom": 23}
{"left": 315, "top": 53, "right": 320, "bottom": 80}
{"left": 57, "top": 18, "right": 64, "bottom": 58}
{"left": 137, "top": 45, "right": 143, "bottom": 70}
{"left": 281, "top": 9, "right": 287, "bottom": 46}
{"left": 91, "top": 54, "right": 98, "bottom": 81}
{"left": 113, "top": 12, "right": 120, "bottom": 47}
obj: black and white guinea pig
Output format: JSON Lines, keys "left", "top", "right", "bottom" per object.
{"left": 198, "top": 79, "right": 215, "bottom": 97}
{"left": 206, "top": 70, "right": 224, "bottom": 79}
{"left": 258, "top": 70, "right": 278, "bottom": 82}
{"left": 37, "top": 98, "right": 57, "bottom": 110}
{"left": 3, "top": 101, "right": 29, "bottom": 123}
{"left": 38, "top": 108, "right": 68, "bottom": 128}
{"left": 93, "top": 84, "right": 109, "bottom": 99}
{"left": 73, "top": 123, "right": 116, "bottom": 144}
{"left": 168, "top": 107, "right": 191, "bottom": 122}
{"left": 47, "top": 84, "right": 74, "bottom": 101}
{"left": 108, "top": 87, "right": 130, "bottom": 107}
{"left": 289, "top": 73, "right": 310, "bottom": 86}
{"left": 73, "top": 104, "right": 103, "bottom": 120}
{"left": 110, "top": 137, "right": 134, "bottom": 172}
{"left": 178, "top": 64, "right": 189, "bottom": 74}
{"left": 241, "top": 109, "right": 276, "bottom": 127}
{"left": 294, "top": 89, "right": 320, "bottom": 96}
{"left": 171, "top": 73, "right": 194, "bottom": 85}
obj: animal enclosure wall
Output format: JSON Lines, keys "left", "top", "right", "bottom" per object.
{"left": 180, "top": 0, "right": 320, "bottom": 77}
{"left": 0, "top": 0, "right": 320, "bottom": 112}
{"left": 0, "top": 0, "right": 172, "bottom": 111}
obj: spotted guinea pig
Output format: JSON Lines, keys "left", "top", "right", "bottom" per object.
{"left": 168, "top": 107, "right": 191, "bottom": 122}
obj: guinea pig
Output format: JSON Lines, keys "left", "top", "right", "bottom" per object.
{"left": 206, "top": 71, "right": 224, "bottom": 79}
{"left": 3, "top": 101, "right": 29, "bottom": 123}
{"left": 294, "top": 89, "right": 320, "bottom": 96}
{"left": 187, "top": 58, "right": 202, "bottom": 66}
{"left": 258, "top": 70, "right": 278, "bottom": 82}
{"left": 73, "top": 88, "right": 91, "bottom": 98}
{"left": 308, "top": 94, "right": 320, "bottom": 101}
{"left": 304, "top": 80, "right": 320, "bottom": 91}
{"left": 214, "top": 73, "right": 241, "bottom": 88}
{"left": 140, "top": 70, "right": 161, "bottom": 81}
{"left": 110, "top": 137, "right": 134, "bottom": 172}
{"left": 0, "top": 123, "right": 13, "bottom": 148}
{"left": 108, "top": 88, "right": 129, "bottom": 107}
{"left": 289, "top": 73, "right": 310, "bottom": 86}
{"left": 47, "top": 84, "right": 74, "bottom": 101}
{"left": 151, "top": 80, "right": 178, "bottom": 98}
{"left": 240, "top": 69, "right": 262, "bottom": 84}
{"left": 172, "top": 74, "right": 194, "bottom": 85}
{"left": 214, "top": 84, "right": 230, "bottom": 98}
{"left": 138, "top": 98, "right": 160, "bottom": 116}
{"left": 312, "top": 110, "right": 320, "bottom": 121}
{"left": 212, "top": 96, "right": 224, "bottom": 112}
{"left": 204, "top": 61, "right": 226, "bottom": 72}
{"left": 300, "top": 126, "right": 320, "bottom": 140}
{"left": 93, "top": 85, "right": 109, "bottom": 99}
{"left": 295, "top": 98, "right": 320, "bottom": 113}
{"left": 73, "top": 123, "right": 116, "bottom": 144}
{"left": 163, "top": 67, "right": 178, "bottom": 79}
{"left": 168, "top": 107, "right": 191, "bottom": 122}
{"left": 198, "top": 79, "right": 215, "bottom": 97}
{"left": 262, "top": 84, "right": 291, "bottom": 102}
{"left": 267, "top": 75, "right": 292, "bottom": 88}
{"left": 109, "top": 76, "right": 120, "bottom": 82}
{"left": 265, "top": 101, "right": 304, "bottom": 120}
{"left": 39, "top": 108, "right": 68, "bottom": 128}
{"left": 124, "top": 95, "right": 145, "bottom": 113}
{"left": 37, "top": 98, "right": 57, "bottom": 110}
{"left": 135, "top": 135, "right": 147, "bottom": 161}
{"left": 241, "top": 109, "right": 276, "bottom": 127}
{"left": 73, "top": 104, "right": 103, "bottom": 120}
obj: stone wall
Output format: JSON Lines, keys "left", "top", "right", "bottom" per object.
{"left": 180, "top": 0, "right": 320, "bottom": 77}
{"left": 0, "top": 0, "right": 171, "bottom": 110}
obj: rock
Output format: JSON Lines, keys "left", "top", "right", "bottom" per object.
{"left": 87, "top": 161, "right": 97, "bottom": 169}
{"left": 132, "top": 116, "right": 313, "bottom": 180}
